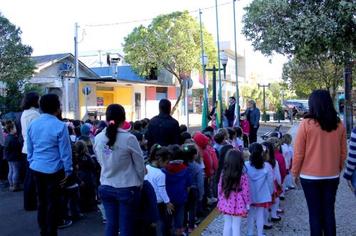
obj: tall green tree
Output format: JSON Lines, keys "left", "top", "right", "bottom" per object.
{"left": 123, "top": 11, "right": 216, "bottom": 114}
{"left": 282, "top": 57, "right": 344, "bottom": 100}
{"left": 242, "top": 0, "right": 355, "bottom": 133}
{"left": 0, "top": 13, "right": 35, "bottom": 113}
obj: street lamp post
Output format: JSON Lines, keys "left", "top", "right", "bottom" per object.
{"left": 258, "top": 83, "right": 270, "bottom": 123}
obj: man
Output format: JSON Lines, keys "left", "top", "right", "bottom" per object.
{"left": 224, "top": 97, "right": 236, "bottom": 127}
{"left": 245, "top": 100, "right": 261, "bottom": 143}
{"left": 146, "top": 99, "right": 180, "bottom": 151}
{"left": 27, "top": 94, "right": 73, "bottom": 236}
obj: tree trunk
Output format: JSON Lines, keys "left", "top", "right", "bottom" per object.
{"left": 171, "top": 77, "right": 184, "bottom": 115}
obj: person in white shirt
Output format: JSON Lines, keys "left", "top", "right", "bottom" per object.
{"left": 281, "top": 134, "right": 295, "bottom": 189}
{"left": 145, "top": 144, "right": 174, "bottom": 236}
{"left": 94, "top": 104, "right": 144, "bottom": 236}
{"left": 20, "top": 92, "right": 40, "bottom": 211}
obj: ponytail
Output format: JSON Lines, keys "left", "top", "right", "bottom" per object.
{"left": 105, "top": 104, "right": 126, "bottom": 148}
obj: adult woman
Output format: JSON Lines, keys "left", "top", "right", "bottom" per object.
{"left": 245, "top": 100, "right": 260, "bottom": 143}
{"left": 94, "top": 104, "right": 145, "bottom": 236}
{"left": 21, "top": 92, "right": 40, "bottom": 211}
{"left": 292, "top": 90, "right": 347, "bottom": 236}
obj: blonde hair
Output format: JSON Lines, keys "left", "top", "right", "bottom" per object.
{"left": 281, "top": 133, "right": 292, "bottom": 145}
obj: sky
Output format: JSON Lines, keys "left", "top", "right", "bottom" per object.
{"left": 0, "top": 0, "right": 287, "bottom": 81}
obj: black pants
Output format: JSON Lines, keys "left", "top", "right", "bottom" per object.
{"left": 243, "top": 134, "right": 249, "bottom": 148}
{"left": 24, "top": 160, "right": 37, "bottom": 211}
{"left": 33, "top": 169, "right": 64, "bottom": 236}
{"left": 158, "top": 203, "right": 171, "bottom": 236}
{"left": 300, "top": 178, "right": 339, "bottom": 236}
{"left": 249, "top": 126, "right": 259, "bottom": 144}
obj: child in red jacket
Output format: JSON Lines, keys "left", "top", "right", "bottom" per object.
{"left": 193, "top": 132, "right": 218, "bottom": 205}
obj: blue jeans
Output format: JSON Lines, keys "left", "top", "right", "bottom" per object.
{"left": 99, "top": 185, "right": 140, "bottom": 236}
{"left": 8, "top": 161, "right": 21, "bottom": 186}
{"left": 301, "top": 178, "right": 339, "bottom": 236}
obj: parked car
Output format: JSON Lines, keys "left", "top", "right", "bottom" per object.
{"left": 283, "top": 100, "right": 309, "bottom": 118}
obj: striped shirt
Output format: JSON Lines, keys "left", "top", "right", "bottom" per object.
{"left": 344, "top": 128, "right": 356, "bottom": 180}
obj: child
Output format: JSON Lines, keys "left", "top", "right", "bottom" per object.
{"left": 246, "top": 143, "right": 274, "bottom": 236}
{"left": 4, "top": 121, "right": 22, "bottom": 191}
{"left": 213, "top": 131, "right": 227, "bottom": 153}
{"left": 145, "top": 144, "right": 174, "bottom": 236}
{"left": 233, "top": 127, "right": 244, "bottom": 152}
{"left": 74, "top": 141, "right": 97, "bottom": 212}
{"left": 182, "top": 144, "right": 204, "bottom": 233}
{"left": 262, "top": 141, "right": 283, "bottom": 225}
{"left": 163, "top": 145, "right": 192, "bottom": 236}
{"left": 240, "top": 115, "right": 250, "bottom": 148}
{"left": 268, "top": 137, "right": 287, "bottom": 201}
{"left": 281, "top": 134, "right": 295, "bottom": 189}
{"left": 218, "top": 149, "right": 250, "bottom": 236}
{"left": 193, "top": 132, "right": 218, "bottom": 205}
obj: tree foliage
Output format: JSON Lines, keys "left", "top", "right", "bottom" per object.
{"left": 282, "top": 56, "right": 345, "bottom": 99}
{"left": 123, "top": 11, "right": 216, "bottom": 114}
{"left": 242, "top": 0, "right": 355, "bottom": 63}
{"left": 0, "top": 13, "right": 35, "bottom": 113}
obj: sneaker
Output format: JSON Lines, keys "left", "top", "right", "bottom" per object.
{"left": 277, "top": 208, "right": 284, "bottom": 214}
{"left": 280, "top": 196, "right": 285, "bottom": 201}
{"left": 288, "top": 185, "right": 296, "bottom": 189}
{"left": 58, "top": 220, "right": 72, "bottom": 229}
{"left": 207, "top": 197, "right": 218, "bottom": 205}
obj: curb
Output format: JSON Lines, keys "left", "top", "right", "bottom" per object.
{"left": 191, "top": 208, "right": 219, "bottom": 236}
{"left": 260, "top": 122, "right": 294, "bottom": 128}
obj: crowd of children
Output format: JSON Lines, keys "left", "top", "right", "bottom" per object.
{"left": 0, "top": 112, "right": 295, "bottom": 236}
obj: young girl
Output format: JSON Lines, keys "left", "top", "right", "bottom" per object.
{"left": 4, "top": 121, "right": 22, "bottom": 191}
{"left": 233, "top": 127, "right": 244, "bottom": 152}
{"left": 281, "top": 134, "right": 295, "bottom": 189}
{"left": 262, "top": 141, "right": 283, "bottom": 225}
{"left": 240, "top": 115, "right": 250, "bottom": 148}
{"left": 246, "top": 143, "right": 274, "bottom": 236}
{"left": 218, "top": 150, "right": 250, "bottom": 236}
{"left": 182, "top": 144, "right": 204, "bottom": 233}
{"left": 145, "top": 144, "right": 174, "bottom": 236}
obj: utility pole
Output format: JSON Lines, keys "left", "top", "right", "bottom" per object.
{"left": 74, "top": 22, "right": 80, "bottom": 119}
{"left": 344, "top": 63, "right": 353, "bottom": 137}
{"left": 215, "top": 0, "right": 223, "bottom": 128}
{"left": 258, "top": 83, "right": 270, "bottom": 122}
{"left": 233, "top": 0, "right": 240, "bottom": 127}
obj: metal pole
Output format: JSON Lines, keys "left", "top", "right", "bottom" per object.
{"left": 233, "top": 0, "right": 240, "bottom": 127}
{"left": 212, "top": 65, "right": 217, "bottom": 107}
{"left": 199, "top": 9, "right": 209, "bottom": 129}
{"left": 215, "top": 0, "right": 223, "bottom": 128}
{"left": 74, "top": 22, "right": 80, "bottom": 119}
{"left": 344, "top": 63, "right": 353, "bottom": 138}
{"left": 185, "top": 80, "right": 189, "bottom": 129}
{"left": 263, "top": 86, "right": 266, "bottom": 122}
{"left": 65, "top": 77, "right": 69, "bottom": 118}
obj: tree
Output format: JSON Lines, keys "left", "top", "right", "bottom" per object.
{"left": 123, "top": 11, "right": 216, "bottom": 114}
{"left": 0, "top": 13, "right": 35, "bottom": 113}
{"left": 242, "top": 0, "right": 355, "bottom": 134}
{"left": 282, "top": 57, "right": 344, "bottom": 100}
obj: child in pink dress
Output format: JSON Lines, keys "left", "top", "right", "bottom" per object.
{"left": 218, "top": 150, "right": 251, "bottom": 236}
{"left": 240, "top": 115, "right": 250, "bottom": 148}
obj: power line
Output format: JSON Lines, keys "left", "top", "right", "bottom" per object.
{"left": 83, "top": 1, "right": 232, "bottom": 28}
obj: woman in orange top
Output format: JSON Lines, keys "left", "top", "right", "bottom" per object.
{"left": 292, "top": 90, "right": 347, "bottom": 236}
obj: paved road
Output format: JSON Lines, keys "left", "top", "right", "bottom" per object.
{"left": 0, "top": 124, "right": 291, "bottom": 236}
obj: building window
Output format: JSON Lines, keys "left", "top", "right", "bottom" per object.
{"left": 156, "top": 87, "right": 167, "bottom": 100}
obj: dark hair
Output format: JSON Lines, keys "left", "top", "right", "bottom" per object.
{"left": 21, "top": 92, "right": 40, "bottom": 110}
{"left": 249, "top": 142, "right": 264, "bottom": 169}
{"left": 214, "top": 132, "right": 225, "bottom": 144}
{"left": 159, "top": 99, "right": 171, "bottom": 114}
{"left": 5, "top": 120, "right": 15, "bottom": 133}
{"left": 182, "top": 144, "right": 198, "bottom": 162}
{"left": 262, "top": 141, "right": 276, "bottom": 168}
{"left": 85, "top": 119, "right": 93, "bottom": 125}
{"left": 179, "top": 131, "right": 192, "bottom": 145}
{"left": 227, "top": 128, "right": 236, "bottom": 140}
{"left": 105, "top": 104, "right": 126, "bottom": 148}
{"left": 305, "top": 90, "right": 339, "bottom": 132}
{"left": 221, "top": 150, "right": 244, "bottom": 198}
{"left": 133, "top": 121, "right": 142, "bottom": 131}
{"left": 217, "top": 144, "right": 234, "bottom": 179}
{"left": 168, "top": 144, "right": 183, "bottom": 161}
{"left": 203, "top": 126, "right": 214, "bottom": 133}
{"left": 40, "top": 94, "right": 60, "bottom": 114}
{"left": 74, "top": 140, "right": 89, "bottom": 158}
{"left": 149, "top": 144, "right": 170, "bottom": 163}
{"left": 179, "top": 124, "right": 188, "bottom": 133}
{"left": 141, "top": 118, "right": 150, "bottom": 129}
{"left": 234, "top": 127, "right": 243, "bottom": 138}
{"left": 229, "top": 96, "right": 236, "bottom": 101}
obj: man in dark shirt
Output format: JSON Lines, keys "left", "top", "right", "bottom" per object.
{"left": 146, "top": 99, "right": 180, "bottom": 151}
